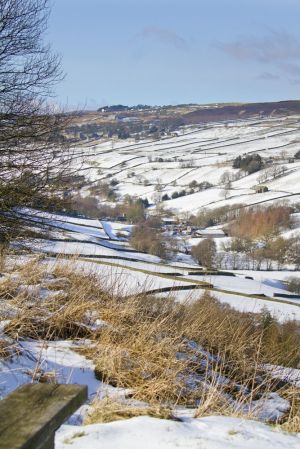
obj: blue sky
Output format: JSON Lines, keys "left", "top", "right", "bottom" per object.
{"left": 47, "top": 0, "right": 300, "bottom": 108}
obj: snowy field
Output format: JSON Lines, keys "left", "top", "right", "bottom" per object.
{"left": 74, "top": 117, "right": 300, "bottom": 214}
{"left": 20, "top": 210, "right": 300, "bottom": 322}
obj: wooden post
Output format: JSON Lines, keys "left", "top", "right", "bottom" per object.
{"left": 0, "top": 383, "right": 88, "bottom": 449}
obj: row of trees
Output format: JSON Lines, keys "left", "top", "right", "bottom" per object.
{"left": 191, "top": 235, "right": 300, "bottom": 271}
{"left": 69, "top": 193, "right": 149, "bottom": 223}
{"left": 190, "top": 205, "right": 242, "bottom": 228}
{"left": 220, "top": 236, "right": 300, "bottom": 270}
{"left": 228, "top": 205, "right": 292, "bottom": 240}
{"left": 66, "top": 112, "right": 185, "bottom": 142}
{"left": 189, "top": 205, "right": 298, "bottom": 270}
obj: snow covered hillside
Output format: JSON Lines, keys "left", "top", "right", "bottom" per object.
{"left": 74, "top": 116, "right": 300, "bottom": 212}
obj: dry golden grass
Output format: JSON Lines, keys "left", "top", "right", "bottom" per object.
{"left": 5, "top": 266, "right": 104, "bottom": 340}
{"left": 85, "top": 397, "right": 174, "bottom": 424}
{"left": 14, "top": 257, "right": 46, "bottom": 285}
{"left": 280, "top": 387, "right": 300, "bottom": 432}
{"left": 0, "top": 276, "right": 20, "bottom": 300}
{"left": 83, "top": 294, "right": 187, "bottom": 404}
{"left": 0, "top": 257, "right": 299, "bottom": 429}
{"left": 0, "top": 339, "right": 12, "bottom": 359}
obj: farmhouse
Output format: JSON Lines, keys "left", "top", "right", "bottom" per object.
{"left": 195, "top": 228, "right": 226, "bottom": 238}
{"left": 162, "top": 217, "right": 177, "bottom": 226}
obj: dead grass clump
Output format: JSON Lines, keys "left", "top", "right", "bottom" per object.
{"left": 5, "top": 261, "right": 111, "bottom": 340}
{"left": 24, "top": 368, "right": 58, "bottom": 384}
{"left": 0, "top": 245, "right": 7, "bottom": 271}
{"left": 80, "top": 290, "right": 298, "bottom": 409}
{"left": 0, "top": 276, "right": 21, "bottom": 300}
{"left": 280, "top": 387, "right": 300, "bottom": 432}
{"left": 259, "top": 314, "right": 300, "bottom": 368}
{"left": 90, "top": 296, "right": 187, "bottom": 404}
{"left": 84, "top": 397, "right": 174, "bottom": 424}
{"left": 194, "top": 383, "right": 235, "bottom": 419}
{"left": 74, "top": 286, "right": 300, "bottom": 410}
{"left": 182, "top": 293, "right": 300, "bottom": 374}
{"left": 14, "top": 257, "right": 46, "bottom": 285}
{"left": 179, "top": 294, "right": 261, "bottom": 383}
{"left": 0, "top": 339, "right": 13, "bottom": 359}
{"left": 6, "top": 304, "right": 93, "bottom": 340}
{"left": 42, "top": 277, "right": 71, "bottom": 291}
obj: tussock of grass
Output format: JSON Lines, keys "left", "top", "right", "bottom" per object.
{"left": 14, "top": 257, "right": 46, "bottom": 285}
{"left": 280, "top": 387, "right": 300, "bottom": 432}
{"left": 0, "top": 276, "right": 20, "bottom": 300}
{"left": 0, "top": 339, "right": 13, "bottom": 359}
{"left": 85, "top": 397, "right": 174, "bottom": 424}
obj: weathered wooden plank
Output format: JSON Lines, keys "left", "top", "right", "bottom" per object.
{"left": 0, "top": 383, "right": 88, "bottom": 449}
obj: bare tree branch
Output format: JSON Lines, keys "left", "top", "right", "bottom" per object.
{"left": 0, "top": 0, "right": 75, "bottom": 242}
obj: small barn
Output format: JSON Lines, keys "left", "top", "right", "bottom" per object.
{"left": 255, "top": 185, "right": 269, "bottom": 193}
{"left": 195, "top": 228, "right": 226, "bottom": 238}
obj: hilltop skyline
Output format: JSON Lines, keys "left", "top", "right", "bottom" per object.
{"left": 48, "top": 0, "right": 300, "bottom": 109}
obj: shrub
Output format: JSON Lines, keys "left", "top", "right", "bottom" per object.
{"left": 144, "top": 216, "right": 162, "bottom": 229}
{"left": 287, "top": 238, "right": 300, "bottom": 268}
{"left": 124, "top": 197, "right": 146, "bottom": 223}
{"left": 233, "top": 154, "right": 263, "bottom": 174}
{"left": 130, "top": 223, "right": 167, "bottom": 258}
{"left": 198, "top": 181, "right": 213, "bottom": 190}
{"left": 110, "top": 179, "right": 119, "bottom": 186}
{"left": 189, "top": 180, "right": 198, "bottom": 188}
{"left": 286, "top": 277, "right": 300, "bottom": 294}
{"left": 266, "top": 237, "right": 290, "bottom": 268}
{"left": 187, "top": 181, "right": 213, "bottom": 191}
{"left": 191, "top": 239, "right": 217, "bottom": 269}
{"left": 70, "top": 195, "right": 101, "bottom": 218}
{"left": 89, "top": 181, "right": 117, "bottom": 201}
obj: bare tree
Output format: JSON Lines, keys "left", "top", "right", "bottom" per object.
{"left": 220, "top": 181, "right": 231, "bottom": 199}
{"left": 0, "top": 0, "right": 73, "bottom": 241}
{"left": 191, "top": 239, "right": 217, "bottom": 269}
{"left": 219, "top": 170, "right": 231, "bottom": 186}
